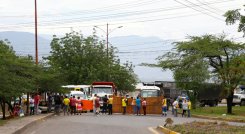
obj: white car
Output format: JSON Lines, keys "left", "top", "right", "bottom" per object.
{"left": 233, "top": 94, "right": 245, "bottom": 106}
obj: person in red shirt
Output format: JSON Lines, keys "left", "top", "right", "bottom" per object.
{"left": 34, "top": 93, "right": 40, "bottom": 115}
{"left": 70, "top": 96, "right": 77, "bottom": 115}
{"left": 142, "top": 98, "right": 147, "bottom": 115}
{"left": 95, "top": 96, "right": 100, "bottom": 115}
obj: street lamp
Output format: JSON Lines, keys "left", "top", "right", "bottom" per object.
{"left": 94, "top": 23, "right": 123, "bottom": 81}
{"left": 95, "top": 24, "right": 123, "bottom": 57}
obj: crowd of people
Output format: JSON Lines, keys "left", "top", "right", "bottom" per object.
{"left": 14, "top": 93, "right": 191, "bottom": 118}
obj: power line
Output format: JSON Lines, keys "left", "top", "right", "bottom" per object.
{"left": 184, "top": 0, "right": 223, "bottom": 16}
{"left": 0, "top": 0, "right": 161, "bottom": 18}
{"left": 196, "top": 0, "right": 224, "bottom": 13}
{"left": 173, "top": 0, "right": 224, "bottom": 21}
{"left": 0, "top": 0, "right": 232, "bottom": 29}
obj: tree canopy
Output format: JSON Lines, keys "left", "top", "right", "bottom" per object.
{"left": 224, "top": 5, "right": 245, "bottom": 36}
{"left": 150, "top": 34, "right": 244, "bottom": 114}
{"left": 45, "top": 31, "right": 137, "bottom": 93}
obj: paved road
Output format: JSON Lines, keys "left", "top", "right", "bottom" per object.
{"left": 20, "top": 112, "right": 245, "bottom": 134}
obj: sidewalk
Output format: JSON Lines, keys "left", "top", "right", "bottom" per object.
{"left": 0, "top": 113, "right": 53, "bottom": 134}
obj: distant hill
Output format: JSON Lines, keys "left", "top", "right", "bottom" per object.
{"left": 0, "top": 31, "right": 51, "bottom": 59}
{"left": 0, "top": 31, "right": 174, "bottom": 82}
{"left": 110, "top": 35, "right": 174, "bottom": 82}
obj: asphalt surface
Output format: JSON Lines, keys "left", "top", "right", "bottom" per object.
{"left": 20, "top": 111, "right": 245, "bottom": 134}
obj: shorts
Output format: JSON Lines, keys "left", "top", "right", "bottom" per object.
{"left": 162, "top": 106, "right": 167, "bottom": 112}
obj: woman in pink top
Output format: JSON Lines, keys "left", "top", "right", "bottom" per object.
{"left": 142, "top": 98, "right": 147, "bottom": 115}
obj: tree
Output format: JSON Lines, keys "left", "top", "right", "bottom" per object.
{"left": 151, "top": 35, "right": 244, "bottom": 114}
{"left": 45, "top": 31, "right": 137, "bottom": 92}
{"left": 224, "top": 5, "right": 245, "bottom": 36}
{"left": 0, "top": 40, "right": 37, "bottom": 119}
{"left": 110, "top": 61, "right": 138, "bottom": 94}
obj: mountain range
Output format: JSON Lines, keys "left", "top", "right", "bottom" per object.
{"left": 0, "top": 31, "right": 174, "bottom": 82}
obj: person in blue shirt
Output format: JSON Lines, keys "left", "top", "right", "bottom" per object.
{"left": 135, "top": 97, "right": 141, "bottom": 116}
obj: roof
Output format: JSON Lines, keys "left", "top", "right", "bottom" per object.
{"left": 140, "top": 86, "right": 160, "bottom": 90}
{"left": 62, "top": 85, "right": 90, "bottom": 89}
{"left": 91, "top": 82, "right": 115, "bottom": 88}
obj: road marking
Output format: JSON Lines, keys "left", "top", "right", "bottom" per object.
{"left": 148, "top": 127, "right": 160, "bottom": 134}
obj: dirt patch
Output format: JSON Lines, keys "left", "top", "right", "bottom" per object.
{"left": 167, "top": 121, "right": 245, "bottom": 134}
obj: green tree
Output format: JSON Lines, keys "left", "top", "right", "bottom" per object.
{"left": 224, "top": 5, "right": 245, "bottom": 36}
{"left": 110, "top": 61, "right": 138, "bottom": 94}
{"left": 0, "top": 40, "right": 37, "bottom": 119}
{"left": 45, "top": 31, "right": 137, "bottom": 92}
{"left": 150, "top": 35, "right": 244, "bottom": 114}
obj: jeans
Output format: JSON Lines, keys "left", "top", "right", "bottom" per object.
{"left": 102, "top": 103, "right": 107, "bottom": 114}
{"left": 143, "top": 106, "right": 146, "bottom": 115}
{"left": 187, "top": 109, "right": 191, "bottom": 117}
{"left": 55, "top": 104, "right": 60, "bottom": 115}
{"left": 122, "top": 106, "right": 126, "bottom": 115}
{"left": 174, "top": 109, "right": 178, "bottom": 117}
{"left": 63, "top": 105, "right": 69, "bottom": 115}
{"left": 108, "top": 104, "right": 112, "bottom": 115}
{"left": 136, "top": 106, "right": 141, "bottom": 115}
{"left": 30, "top": 107, "right": 34, "bottom": 115}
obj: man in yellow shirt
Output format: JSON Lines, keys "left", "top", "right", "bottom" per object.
{"left": 122, "top": 96, "right": 127, "bottom": 115}
{"left": 63, "top": 96, "right": 70, "bottom": 116}
{"left": 108, "top": 95, "right": 113, "bottom": 115}
{"left": 187, "top": 99, "right": 191, "bottom": 117}
{"left": 162, "top": 96, "right": 167, "bottom": 116}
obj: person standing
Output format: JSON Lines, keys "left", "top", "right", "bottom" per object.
{"left": 122, "top": 96, "right": 127, "bottom": 115}
{"left": 34, "top": 93, "right": 40, "bottom": 115}
{"left": 63, "top": 96, "right": 70, "bottom": 116}
{"left": 76, "top": 97, "right": 83, "bottom": 115}
{"left": 95, "top": 95, "right": 100, "bottom": 115}
{"left": 93, "top": 94, "right": 97, "bottom": 115}
{"left": 108, "top": 95, "right": 113, "bottom": 115}
{"left": 187, "top": 99, "right": 192, "bottom": 117}
{"left": 182, "top": 99, "right": 188, "bottom": 117}
{"left": 135, "top": 97, "right": 141, "bottom": 116}
{"left": 47, "top": 93, "right": 53, "bottom": 113}
{"left": 70, "top": 96, "right": 76, "bottom": 115}
{"left": 54, "top": 95, "right": 62, "bottom": 115}
{"left": 29, "top": 96, "right": 35, "bottom": 115}
{"left": 142, "top": 98, "right": 147, "bottom": 116}
{"left": 162, "top": 96, "right": 167, "bottom": 117}
{"left": 172, "top": 98, "right": 179, "bottom": 117}
{"left": 131, "top": 97, "right": 136, "bottom": 115}
{"left": 102, "top": 95, "right": 108, "bottom": 114}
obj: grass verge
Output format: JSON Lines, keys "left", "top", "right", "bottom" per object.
{"left": 191, "top": 106, "right": 245, "bottom": 122}
{"left": 167, "top": 121, "right": 245, "bottom": 134}
{"left": 0, "top": 119, "right": 7, "bottom": 126}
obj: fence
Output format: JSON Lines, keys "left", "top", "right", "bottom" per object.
{"left": 112, "top": 96, "right": 163, "bottom": 114}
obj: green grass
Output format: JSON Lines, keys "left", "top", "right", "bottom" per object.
{"left": 167, "top": 121, "right": 245, "bottom": 134}
{"left": 191, "top": 106, "right": 245, "bottom": 122}
{"left": 0, "top": 119, "right": 7, "bottom": 126}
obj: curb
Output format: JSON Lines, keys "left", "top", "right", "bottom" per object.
{"left": 157, "top": 125, "right": 180, "bottom": 134}
{"left": 13, "top": 113, "right": 54, "bottom": 134}
{"left": 191, "top": 114, "right": 245, "bottom": 123}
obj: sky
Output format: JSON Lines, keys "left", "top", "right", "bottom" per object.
{"left": 0, "top": 0, "right": 244, "bottom": 82}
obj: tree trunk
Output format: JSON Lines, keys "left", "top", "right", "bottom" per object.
{"left": 5, "top": 101, "right": 13, "bottom": 115}
{"left": 226, "top": 93, "right": 233, "bottom": 114}
{"left": 0, "top": 99, "right": 6, "bottom": 120}
{"left": 26, "top": 93, "right": 30, "bottom": 115}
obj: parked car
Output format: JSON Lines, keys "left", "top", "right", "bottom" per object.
{"left": 233, "top": 94, "right": 245, "bottom": 106}
{"left": 39, "top": 100, "right": 54, "bottom": 113}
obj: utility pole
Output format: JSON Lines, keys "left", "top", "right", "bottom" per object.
{"left": 26, "top": 0, "right": 38, "bottom": 115}
{"left": 106, "top": 23, "right": 109, "bottom": 61}
{"left": 35, "top": 0, "right": 38, "bottom": 65}
{"left": 106, "top": 23, "right": 109, "bottom": 81}
{"left": 94, "top": 23, "right": 123, "bottom": 81}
